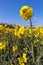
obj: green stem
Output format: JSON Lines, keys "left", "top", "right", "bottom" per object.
{"left": 30, "top": 18, "right": 32, "bottom": 28}
{"left": 32, "top": 43, "right": 34, "bottom": 64}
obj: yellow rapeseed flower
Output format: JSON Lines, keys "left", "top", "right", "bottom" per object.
{"left": 41, "top": 41, "right": 43, "bottom": 45}
{"left": 23, "top": 48, "right": 28, "bottom": 52}
{"left": 12, "top": 46, "right": 18, "bottom": 52}
{"left": 20, "top": 6, "right": 33, "bottom": 20}
{"left": 20, "top": 63, "right": 25, "bottom": 65}
{"left": 23, "top": 53, "right": 26, "bottom": 58}
{"left": 18, "top": 57, "right": 24, "bottom": 64}
{"left": 0, "top": 41, "right": 8, "bottom": 50}
{"left": 10, "top": 64, "right": 14, "bottom": 65}
{"left": 0, "top": 25, "right": 3, "bottom": 28}
{"left": 33, "top": 44, "right": 37, "bottom": 47}
{"left": 18, "top": 26, "right": 25, "bottom": 34}
{"left": 40, "top": 28, "right": 43, "bottom": 34}
{"left": 4, "top": 24, "right": 7, "bottom": 27}
{"left": 23, "top": 57, "right": 27, "bottom": 63}
{"left": 23, "top": 53, "right": 28, "bottom": 63}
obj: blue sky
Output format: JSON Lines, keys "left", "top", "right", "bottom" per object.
{"left": 0, "top": 0, "right": 43, "bottom": 27}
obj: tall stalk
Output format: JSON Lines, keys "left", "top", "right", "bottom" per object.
{"left": 30, "top": 18, "right": 32, "bottom": 28}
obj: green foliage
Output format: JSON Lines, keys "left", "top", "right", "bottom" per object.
{"left": 0, "top": 24, "right": 43, "bottom": 65}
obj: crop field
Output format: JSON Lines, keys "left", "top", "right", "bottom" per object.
{"left": 0, "top": 24, "right": 43, "bottom": 65}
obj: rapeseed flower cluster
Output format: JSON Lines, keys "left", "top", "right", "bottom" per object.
{"left": 0, "top": 40, "right": 8, "bottom": 50}
{"left": 20, "top": 6, "right": 33, "bottom": 20}
{"left": 18, "top": 53, "right": 28, "bottom": 65}
{"left": 12, "top": 46, "right": 18, "bottom": 52}
{"left": 0, "top": 24, "right": 43, "bottom": 65}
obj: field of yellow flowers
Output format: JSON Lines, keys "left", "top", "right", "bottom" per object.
{"left": 0, "top": 24, "right": 43, "bottom": 65}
